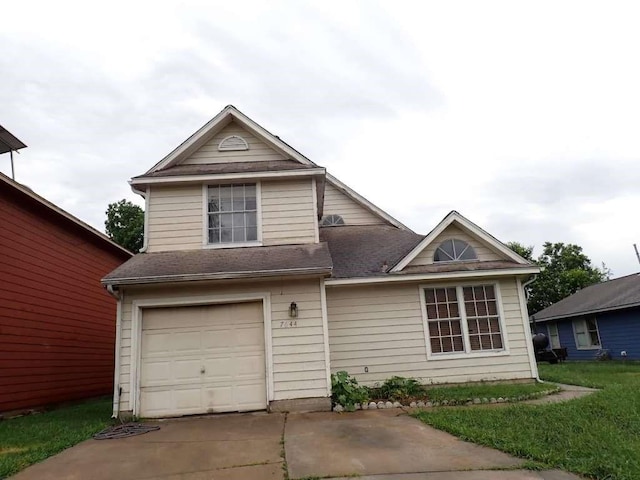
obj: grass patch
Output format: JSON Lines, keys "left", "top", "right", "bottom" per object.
{"left": 0, "top": 398, "right": 113, "bottom": 478}
{"left": 414, "top": 362, "right": 640, "bottom": 480}
{"left": 424, "top": 381, "right": 551, "bottom": 403}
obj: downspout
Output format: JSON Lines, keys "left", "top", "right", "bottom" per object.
{"left": 518, "top": 275, "right": 544, "bottom": 383}
{"left": 106, "top": 284, "right": 123, "bottom": 418}
{"left": 131, "top": 186, "right": 149, "bottom": 253}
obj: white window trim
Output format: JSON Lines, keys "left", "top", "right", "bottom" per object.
{"left": 201, "top": 182, "right": 263, "bottom": 249}
{"left": 572, "top": 316, "right": 601, "bottom": 350}
{"left": 419, "top": 281, "right": 510, "bottom": 361}
{"left": 547, "top": 322, "right": 561, "bottom": 349}
{"left": 129, "top": 292, "right": 274, "bottom": 417}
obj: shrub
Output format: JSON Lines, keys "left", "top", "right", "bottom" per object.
{"left": 378, "top": 376, "right": 423, "bottom": 402}
{"left": 331, "top": 371, "right": 369, "bottom": 410}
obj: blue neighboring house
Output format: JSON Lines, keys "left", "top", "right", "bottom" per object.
{"left": 531, "top": 273, "right": 640, "bottom": 360}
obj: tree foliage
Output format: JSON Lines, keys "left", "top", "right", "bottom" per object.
{"left": 507, "top": 241, "right": 609, "bottom": 315}
{"left": 105, "top": 199, "right": 144, "bottom": 253}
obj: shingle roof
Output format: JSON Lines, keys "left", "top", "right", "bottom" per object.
{"left": 532, "top": 272, "right": 640, "bottom": 322}
{"left": 134, "top": 160, "right": 317, "bottom": 179}
{"left": 102, "top": 243, "right": 332, "bottom": 285}
{"left": 319, "top": 225, "right": 424, "bottom": 278}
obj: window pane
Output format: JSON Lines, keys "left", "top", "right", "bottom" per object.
{"left": 465, "top": 301, "right": 477, "bottom": 316}
{"left": 463, "top": 287, "right": 474, "bottom": 301}
{"left": 469, "top": 336, "right": 480, "bottom": 350}
{"left": 209, "top": 214, "right": 220, "bottom": 228}
{"left": 441, "top": 337, "right": 453, "bottom": 352}
{"left": 220, "top": 214, "right": 233, "bottom": 228}
{"left": 452, "top": 239, "right": 467, "bottom": 258}
{"left": 430, "top": 337, "right": 442, "bottom": 353}
{"left": 480, "top": 335, "right": 493, "bottom": 349}
{"left": 449, "top": 302, "right": 459, "bottom": 317}
{"left": 451, "top": 321, "right": 461, "bottom": 335}
{"left": 458, "top": 246, "right": 477, "bottom": 260}
{"left": 485, "top": 286, "right": 496, "bottom": 299}
{"left": 232, "top": 227, "right": 245, "bottom": 242}
{"left": 492, "top": 334, "right": 503, "bottom": 349}
{"left": 487, "top": 300, "right": 497, "bottom": 315}
{"left": 441, "top": 322, "right": 451, "bottom": 336}
{"left": 437, "top": 304, "right": 448, "bottom": 318}
{"left": 477, "top": 301, "right": 488, "bottom": 316}
{"left": 233, "top": 213, "right": 245, "bottom": 228}
{"left": 246, "top": 212, "right": 257, "bottom": 227}
{"left": 221, "top": 228, "right": 232, "bottom": 242}
{"left": 245, "top": 196, "right": 256, "bottom": 211}
{"left": 428, "top": 322, "right": 439, "bottom": 336}
{"left": 453, "top": 336, "right": 464, "bottom": 351}
{"left": 474, "top": 286, "right": 485, "bottom": 299}
{"left": 435, "top": 288, "right": 447, "bottom": 303}
{"left": 246, "top": 226, "right": 257, "bottom": 241}
{"left": 209, "top": 228, "right": 220, "bottom": 243}
{"left": 425, "top": 289, "right": 436, "bottom": 303}
{"left": 426, "top": 304, "right": 437, "bottom": 319}
{"left": 446, "top": 288, "right": 457, "bottom": 302}
{"left": 208, "top": 199, "right": 220, "bottom": 213}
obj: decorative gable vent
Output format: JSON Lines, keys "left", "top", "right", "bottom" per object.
{"left": 218, "top": 135, "right": 249, "bottom": 151}
{"left": 321, "top": 214, "right": 345, "bottom": 226}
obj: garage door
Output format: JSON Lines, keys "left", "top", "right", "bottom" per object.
{"left": 139, "top": 302, "right": 266, "bottom": 418}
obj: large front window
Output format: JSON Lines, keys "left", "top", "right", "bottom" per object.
{"left": 207, "top": 184, "right": 257, "bottom": 244}
{"left": 423, "top": 284, "right": 505, "bottom": 356}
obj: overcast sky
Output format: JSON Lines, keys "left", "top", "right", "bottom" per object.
{"left": 2, "top": 1, "right": 639, "bottom": 277}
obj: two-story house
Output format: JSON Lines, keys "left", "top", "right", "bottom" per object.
{"left": 103, "top": 106, "right": 540, "bottom": 419}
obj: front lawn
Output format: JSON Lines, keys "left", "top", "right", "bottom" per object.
{"left": 0, "top": 398, "right": 113, "bottom": 478}
{"left": 413, "top": 362, "right": 640, "bottom": 480}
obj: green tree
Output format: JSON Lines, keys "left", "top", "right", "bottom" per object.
{"left": 506, "top": 241, "right": 534, "bottom": 262}
{"left": 105, "top": 199, "right": 144, "bottom": 253}
{"left": 507, "top": 241, "right": 609, "bottom": 315}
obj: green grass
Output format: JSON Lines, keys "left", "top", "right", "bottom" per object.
{"left": 0, "top": 398, "right": 113, "bottom": 478}
{"left": 424, "top": 381, "right": 552, "bottom": 403}
{"left": 413, "top": 362, "right": 640, "bottom": 480}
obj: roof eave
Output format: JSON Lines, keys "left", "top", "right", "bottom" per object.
{"left": 102, "top": 266, "right": 333, "bottom": 287}
{"left": 130, "top": 167, "right": 326, "bottom": 188}
{"left": 532, "top": 301, "right": 640, "bottom": 323}
{"left": 325, "top": 266, "right": 541, "bottom": 286}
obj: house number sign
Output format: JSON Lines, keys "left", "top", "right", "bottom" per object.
{"left": 280, "top": 320, "right": 298, "bottom": 328}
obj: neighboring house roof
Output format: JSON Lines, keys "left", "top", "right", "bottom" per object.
{"left": 0, "top": 125, "right": 27, "bottom": 154}
{"left": 320, "top": 225, "right": 424, "bottom": 278}
{"left": 532, "top": 272, "right": 640, "bottom": 322}
{"left": 102, "top": 243, "right": 333, "bottom": 286}
{"left": 0, "top": 172, "right": 132, "bottom": 258}
{"left": 390, "top": 210, "right": 532, "bottom": 272}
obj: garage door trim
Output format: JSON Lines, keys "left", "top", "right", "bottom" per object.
{"left": 129, "top": 293, "right": 273, "bottom": 417}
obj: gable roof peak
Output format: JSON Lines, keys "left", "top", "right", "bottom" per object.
{"left": 390, "top": 210, "right": 532, "bottom": 272}
{"left": 144, "top": 105, "right": 316, "bottom": 175}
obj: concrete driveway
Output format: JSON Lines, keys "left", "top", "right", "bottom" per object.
{"left": 11, "top": 409, "right": 582, "bottom": 480}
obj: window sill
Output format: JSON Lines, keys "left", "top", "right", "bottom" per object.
{"left": 203, "top": 241, "right": 263, "bottom": 250}
{"left": 426, "top": 349, "right": 510, "bottom": 361}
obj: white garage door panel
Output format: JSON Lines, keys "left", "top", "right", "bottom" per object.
{"left": 140, "top": 302, "right": 266, "bottom": 417}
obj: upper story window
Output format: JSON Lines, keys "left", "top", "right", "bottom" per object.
{"left": 207, "top": 184, "right": 257, "bottom": 244}
{"left": 434, "top": 238, "right": 477, "bottom": 262}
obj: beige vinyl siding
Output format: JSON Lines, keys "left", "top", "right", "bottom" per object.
{"left": 408, "top": 225, "right": 504, "bottom": 266}
{"left": 117, "top": 279, "right": 327, "bottom": 413}
{"left": 182, "top": 122, "right": 286, "bottom": 165}
{"left": 323, "top": 182, "right": 385, "bottom": 225}
{"left": 147, "top": 185, "right": 203, "bottom": 252}
{"left": 327, "top": 278, "right": 534, "bottom": 385}
{"left": 262, "top": 179, "right": 317, "bottom": 245}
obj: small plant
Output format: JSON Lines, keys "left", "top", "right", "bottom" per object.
{"left": 377, "top": 376, "right": 423, "bottom": 402}
{"left": 331, "top": 371, "right": 369, "bottom": 411}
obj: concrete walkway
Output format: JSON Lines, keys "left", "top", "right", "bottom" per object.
{"left": 11, "top": 407, "right": 585, "bottom": 480}
{"left": 523, "top": 383, "right": 597, "bottom": 405}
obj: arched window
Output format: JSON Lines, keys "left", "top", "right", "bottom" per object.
{"left": 434, "top": 239, "right": 477, "bottom": 262}
{"left": 321, "top": 214, "right": 345, "bottom": 226}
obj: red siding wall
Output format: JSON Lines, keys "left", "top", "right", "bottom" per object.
{"left": 0, "top": 187, "right": 130, "bottom": 413}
